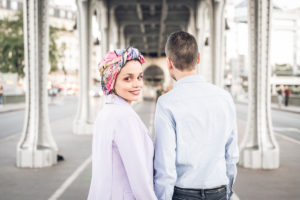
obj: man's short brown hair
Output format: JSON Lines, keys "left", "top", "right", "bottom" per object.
{"left": 165, "top": 31, "right": 199, "bottom": 71}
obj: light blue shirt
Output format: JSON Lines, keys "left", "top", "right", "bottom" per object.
{"left": 154, "top": 75, "right": 239, "bottom": 200}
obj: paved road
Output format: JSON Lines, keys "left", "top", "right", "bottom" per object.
{"left": 236, "top": 103, "right": 300, "bottom": 141}
{"left": 0, "top": 96, "right": 88, "bottom": 140}
{"left": 0, "top": 96, "right": 156, "bottom": 200}
{"left": 1, "top": 96, "right": 299, "bottom": 142}
{"left": 0, "top": 97, "right": 299, "bottom": 200}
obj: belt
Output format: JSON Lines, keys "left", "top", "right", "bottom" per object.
{"left": 175, "top": 185, "right": 226, "bottom": 192}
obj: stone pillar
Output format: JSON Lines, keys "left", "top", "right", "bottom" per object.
{"left": 95, "top": 1, "right": 108, "bottom": 58}
{"left": 209, "top": 0, "right": 226, "bottom": 87}
{"left": 187, "top": 8, "right": 197, "bottom": 37}
{"left": 272, "top": 83, "right": 276, "bottom": 95}
{"left": 73, "top": 0, "right": 94, "bottom": 135}
{"left": 119, "top": 25, "right": 126, "bottom": 49}
{"left": 108, "top": 8, "right": 118, "bottom": 51}
{"left": 293, "top": 19, "right": 298, "bottom": 75}
{"left": 196, "top": 0, "right": 208, "bottom": 74}
{"left": 17, "top": 0, "right": 58, "bottom": 168}
{"left": 239, "top": 0, "right": 279, "bottom": 169}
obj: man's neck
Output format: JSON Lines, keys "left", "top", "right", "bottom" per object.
{"left": 175, "top": 69, "right": 197, "bottom": 81}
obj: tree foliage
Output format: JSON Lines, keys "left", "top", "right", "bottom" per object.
{"left": 0, "top": 11, "right": 24, "bottom": 76}
{"left": 0, "top": 10, "right": 62, "bottom": 77}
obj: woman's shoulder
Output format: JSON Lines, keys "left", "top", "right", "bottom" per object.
{"left": 99, "top": 103, "right": 137, "bottom": 123}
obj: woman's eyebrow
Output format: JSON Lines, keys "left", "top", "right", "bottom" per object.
{"left": 122, "top": 73, "right": 134, "bottom": 76}
{"left": 122, "top": 72, "right": 143, "bottom": 76}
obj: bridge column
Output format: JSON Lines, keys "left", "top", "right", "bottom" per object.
{"left": 17, "top": 0, "right": 58, "bottom": 168}
{"left": 73, "top": 0, "right": 94, "bottom": 135}
{"left": 209, "top": 0, "right": 226, "bottom": 87}
{"left": 108, "top": 8, "right": 118, "bottom": 50}
{"left": 196, "top": 0, "right": 208, "bottom": 75}
{"left": 240, "top": 0, "right": 279, "bottom": 169}
{"left": 187, "top": 8, "right": 197, "bottom": 37}
{"left": 95, "top": 1, "right": 108, "bottom": 58}
{"left": 119, "top": 25, "right": 126, "bottom": 49}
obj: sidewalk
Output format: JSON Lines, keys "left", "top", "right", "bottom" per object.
{"left": 234, "top": 119, "right": 300, "bottom": 200}
{"left": 0, "top": 100, "right": 299, "bottom": 200}
{"left": 236, "top": 99, "right": 300, "bottom": 114}
{"left": 2, "top": 98, "right": 300, "bottom": 115}
{"left": 0, "top": 96, "right": 67, "bottom": 113}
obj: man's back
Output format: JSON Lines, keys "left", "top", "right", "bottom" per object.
{"left": 154, "top": 75, "right": 239, "bottom": 199}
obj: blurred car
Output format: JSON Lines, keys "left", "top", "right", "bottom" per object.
{"left": 48, "top": 87, "right": 59, "bottom": 97}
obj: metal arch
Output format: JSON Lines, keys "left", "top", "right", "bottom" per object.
{"left": 104, "top": 0, "right": 196, "bottom": 56}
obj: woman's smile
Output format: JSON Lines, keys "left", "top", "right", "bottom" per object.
{"left": 129, "top": 89, "right": 141, "bottom": 95}
{"left": 114, "top": 60, "right": 144, "bottom": 104}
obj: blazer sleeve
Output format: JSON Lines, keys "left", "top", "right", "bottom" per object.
{"left": 114, "top": 116, "right": 157, "bottom": 200}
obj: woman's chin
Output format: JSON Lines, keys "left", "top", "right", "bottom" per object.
{"left": 127, "top": 95, "right": 139, "bottom": 102}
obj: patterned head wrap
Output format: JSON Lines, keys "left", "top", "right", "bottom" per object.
{"left": 98, "top": 46, "right": 145, "bottom": 95}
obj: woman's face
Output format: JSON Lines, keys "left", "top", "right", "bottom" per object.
{"left": 114, "top": 60, "right": 143, "bottom": 104}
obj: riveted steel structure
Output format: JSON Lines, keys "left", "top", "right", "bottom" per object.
{"left": 18, "top": 0, "right": 279, "bottom": 169}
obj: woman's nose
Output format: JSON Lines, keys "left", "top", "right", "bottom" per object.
{"left": 133, "top": 79, "right": 143, "bottom": 88}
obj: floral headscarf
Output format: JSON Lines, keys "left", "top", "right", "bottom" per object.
{"left": 98, "top": 46, "right": 145, "bottom": 95}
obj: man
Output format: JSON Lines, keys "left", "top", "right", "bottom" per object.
{"left": 284, "top": 85, "right": 290, "bottom": 107}
{"left": 155, "top": 84, "right": 164, "bottom": 102}
{"left": 154, "top": 31, "right": 239, "bottom": 200}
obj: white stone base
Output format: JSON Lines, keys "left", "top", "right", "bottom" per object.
{"left": 262, "top": 148, "right": 280, "bottom": 169}
{"left": 73, "top": 120, "right": 94, "bottom": 135}
{"left": 240, "top": 147, "right": 280, "bottom": 169}
{"left": 16, "top": 147, "right": 57, "bottom": 168}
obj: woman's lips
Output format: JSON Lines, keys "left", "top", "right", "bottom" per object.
{"left": 129, "top": 90, "right": 140, "bottom": 95}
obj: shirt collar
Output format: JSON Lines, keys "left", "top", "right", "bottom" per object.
{"left": 105, "top": 94, "right": 130, "bottom": 106}
{"left": 174, "top": 75, "right": 205, "bottom": 88}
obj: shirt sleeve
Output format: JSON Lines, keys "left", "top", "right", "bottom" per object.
{"left": 114, "top": 116, "right": 157, "bottom": 200}
{"left": 154, "top": 99, "right": 177, "bottom": 200}
{"left": 225, "top": 100, "right": 240, "bottom": 199}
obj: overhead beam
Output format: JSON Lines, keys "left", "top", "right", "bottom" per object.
{"left": 120, "top": 20, "right": 186, "bottom": 28}
{"left": 158, "top": 0, "right": 168, "bottom": 56}
{"left": 133, "top": 46, "right": 163, "bottom": 52}
{"left": 136, "top": 3, "right": 148, "bottom": 53}
{"left": 150, "top": 4, "right": 156, "bottom": 15}
{"left": 133, "top": 44, "right": 159, "bottom": 48}
{"left": 109, "top": 0, "right": 161, "bottom": 7}
{"left": 109, "top": 0, "right": 194, "bottom": 9}
{"left": 126, "top": 32, "right": 159, "bottom": 38}
{"left": 115, "top": 10, "right": 190, "bottom": 16}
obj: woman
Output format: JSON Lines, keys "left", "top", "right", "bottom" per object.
{"left": 88, "top": 47, "right": 157, "bottom": 200}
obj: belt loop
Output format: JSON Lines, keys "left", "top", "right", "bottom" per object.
{"left": 201, "top": 189, "right": 205, "bottom": 198}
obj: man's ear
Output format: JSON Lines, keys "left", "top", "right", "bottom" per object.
{"left": 197, "top": 52, "right": 200, "bottom": 64}
{"left": 167, "top": 57, "right": 174, "bottom": 70}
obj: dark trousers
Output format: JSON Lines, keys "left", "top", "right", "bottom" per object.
{"left": 285, "top": 96, "right": 289, "bottom": 107}
{"left": 172, "top": 185, "right": 227, "bottom": 200}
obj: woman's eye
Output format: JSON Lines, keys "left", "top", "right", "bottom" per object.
{"left": 124, "top": 77, "right": 131, "bottom": 81}
{"left": 138, "top": 75, "right": 143, "bottom": 80}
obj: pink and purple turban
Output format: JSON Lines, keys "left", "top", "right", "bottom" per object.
{"left": 98, "top": 46, "right": 145, "bottom": 95}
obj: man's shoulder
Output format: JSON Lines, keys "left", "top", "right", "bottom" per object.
{"left": 204, "top": 82, "right": 232, "bottom": 98}
{"left": 157, "top": 88, "right": 177, "bottom": 105}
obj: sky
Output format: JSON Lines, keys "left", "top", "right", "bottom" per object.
{"left": 272, "top": 0, "right": 300, "bottom": 9}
